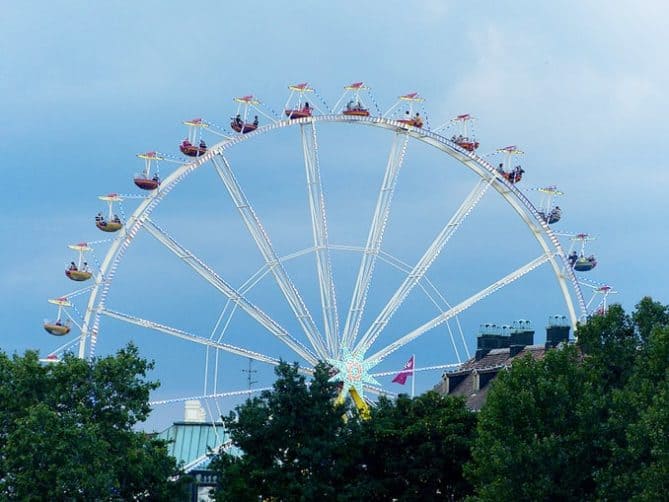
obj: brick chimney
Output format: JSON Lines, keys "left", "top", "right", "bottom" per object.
{"left": 546, "top": 315, "right": 570, "bottom": 348}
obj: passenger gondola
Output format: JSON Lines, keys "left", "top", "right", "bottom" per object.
{"left": 133, "top": 176, "right": 160, "bottom": 190}
{"left": 285, "top": 105, "right": 312, "bottom": 119}
{"left": 453, "top": 137, "right": 480, "bottom": 152}
{"left": 231, "top": 114, "right": 259, "bottom": 133}
{"left": 65, "top": 269, "right": 92, "bottom": 281}
{"left": 397, "top": 114, "right": 424, "bottom": 128}
{"left": 538, "top": 206, "right": 561, "bottom": 224}
{"left": 574, "top": 256, "right": 597, "bottom": 272}
{"left": 43, "top": 321, "right": 71, "bottom": 336}
{"left": 180, "top": 139, "right": 207, "bottom": 157}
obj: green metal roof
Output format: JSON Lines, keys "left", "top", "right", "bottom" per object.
{"left": 158, "top": 422, "right": 234, "bottom": 471}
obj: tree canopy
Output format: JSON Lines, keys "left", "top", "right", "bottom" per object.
{"left": 0, "top": 343, "right": 186, "bottom": 500}
{"left": 210, "top": 362, "right": 475, "bottom": 501}
{"left": 466, "top": 297, "right": 669, "bottom": 501}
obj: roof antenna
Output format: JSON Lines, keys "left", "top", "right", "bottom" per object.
{"left": 242, "top": 358, "right": 258, "bottom": 393}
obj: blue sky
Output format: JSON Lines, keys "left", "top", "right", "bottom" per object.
{"left": 2, "top": 1, "right": 668, "bottom": 430}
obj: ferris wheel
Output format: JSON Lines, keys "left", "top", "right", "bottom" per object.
{"left": 43, "top": 81, "right": 605, "bottom": 418}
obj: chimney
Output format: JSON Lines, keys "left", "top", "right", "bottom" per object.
{"left": 509, "top": 344, "right": 525, "bottom": 357}
{"left": 184, "top": 400, "right": 206, "bottom": 423}
{"left": 510, "top": 319, "right": 534, "bottom": 347}
{"left": 546, "top": 315, "right": 570, "bottom": 348}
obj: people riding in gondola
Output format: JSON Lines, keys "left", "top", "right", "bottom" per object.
{"left": 568, "top": 251, "right": 578, "bottom": 267}
{"left": 68, "top": 261, "right": 77, "bottom": 271}
{"left": 253, "top": 115, "right": 259, "bottom": 127}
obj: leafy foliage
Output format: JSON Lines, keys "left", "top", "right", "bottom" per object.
{"left": 467, "top": 298, "right": 669, "bottom": 501}
{"left": 343, "top": 392, "right": 475, "bottom": 501}
{"left": 210, "top": 362, "right": 475, "bottom": 501}
{"left": 0, "top": 344, "right": 186, "bottom": 500}
{"left": 210, "top": 362, "right": 348, "bottom": 501}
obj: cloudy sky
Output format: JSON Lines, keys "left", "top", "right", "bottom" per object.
{"left": 1, "top": 1, "right": 668, "bottom": 429}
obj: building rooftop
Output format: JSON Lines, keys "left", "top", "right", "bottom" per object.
{"left": 434, "top": 345, "right": 548, "bottom": 410}
{"left": 157, "top": 421, "right": 233, "bottom": 471}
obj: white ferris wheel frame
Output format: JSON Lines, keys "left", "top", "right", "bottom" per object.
{"left": 75, "top": 114, "right": 587, "bottom": 371}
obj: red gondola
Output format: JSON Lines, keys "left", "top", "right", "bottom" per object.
{"left": 397, "top": 117, "right": 424, "bottom": 128}
{"left": 180, "top": 140, "right": 207, "bottom": 157}
{"left": 343, "top": 108, "right": 370, "bottom": 117}
{"left": 453, "top": 138, "right": 480, "bottom": 152}
{"left": 450, "top": 114, "right": 480, "bottom": 151}
{"left": 499, "top": 166, "right": 524, "bottom": 184}
{"left": 285, "top": 107, "right": 312, "bottom": 119}
{"left": 133, "top": 177, "right": 160, "bottom": 190}
{"left": 231, "top": 121, "right": 258, "bottom": 134}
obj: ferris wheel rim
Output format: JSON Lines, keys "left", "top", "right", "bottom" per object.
{"left": 77, "top": 114, "right": 586, "bottom": 362}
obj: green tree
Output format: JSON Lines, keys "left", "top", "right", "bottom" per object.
{"left": 465, "top": 346, "right": 600, "bottom": 501}
{"left": 0, "top": 344, "right": 186, "bottom": 500}
{"left": 467, "top": 299, "right": 669, "bottom": 501}
{"left": 210, "top": 361, "right": 348, "bottom": 501}
{"left": 595, "top": 323, "right": 669, "bottom": 500}
{"left": 342, "top": 391, "right": 475, "bottom": 501}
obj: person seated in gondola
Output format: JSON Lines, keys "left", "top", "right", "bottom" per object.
{"left": 152, "top": 173, "right": 160, "bottom": 182}
{"left": 356, "top": 101, "right": 363, "bottom": 110}
{"left": 55, "top": 320, "right": 62, "bottom": 326}
{"left": 82, "top": 262, "right": 89, "bottom": 272}
{"left": 182, "top": 139, "right": 192, "bottom": 147}
{"left": 303, "top": 102, "right": 310, "bottom": 111}
{"left": 234, "top": 114, "right": 243, "bottom": 127}
{"left": 112, "top": 214, "right": 121, "bottom": 224}
{"left": 346, "top": 99, "right": 354, "bottom": 111}
{"left": 199, "top": 139, "right": 207, "bottom": 149}
{"left": 68, "top": 261, "right": 77, "bottom": 271}
{"left": 497, "top": 163, "right": 504, "bottom": 173}
{"left": 95, "top": 212, "right": 103, "bottom": 222}
{"left": 568, "top": 251, "right": 578, "bottom": 267}
{"left": 253, "top": 115, "right": 259, "bottom": 127}
{"left": 509, "top": 166, "right": 524, "bottom": 183}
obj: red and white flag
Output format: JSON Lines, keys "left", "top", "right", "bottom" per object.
{"left": 391, "top": 355, "right": 415, "bottom": 385}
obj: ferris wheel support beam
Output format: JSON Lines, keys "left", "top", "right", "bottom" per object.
{"left": 341, "top": 132, "right": 409, "bottom": 350}
{"left": 356, "top": 178, "right": 493, "bottom": 354}
{"left": 211, "top": 154, "right": 329, "bottom": 359}
{"left": 368, "top": 253, "right": 554, "bottom": 363}
{"left": 141, "top": 218, "right": 319, "bottom": 367}
{"left": 99, "top": 308, "right": 284, "bottom": 367}
{"left": 300, "top": 122, "right": 340, "bottom": 357}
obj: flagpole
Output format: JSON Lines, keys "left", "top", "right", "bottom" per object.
{"left": 411, "top": 354, "right": 415, "bottom": 398}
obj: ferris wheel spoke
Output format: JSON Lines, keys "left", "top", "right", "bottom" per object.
{"left": 150, "top": 387, "right": 273, "bottom": 406}
{"left": 356, "top": 178, "right": 492, "bottom": 354}
{"left": 342, "top": 132, "right": 409, "bottom": 350}
{"left": 142, "top": 218, "right": 319, "bottom": 366}
{"left": 367, "top": 253, "right": 554, "bottom": 363}
{"left": 100, "top": 307, "right": 285, "bottom": 367}
{"left": 300, "top": 122, "right": 339, "bottom": 357}
{"left": 211, "top": 154, "right": 329, "bottom": 359}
